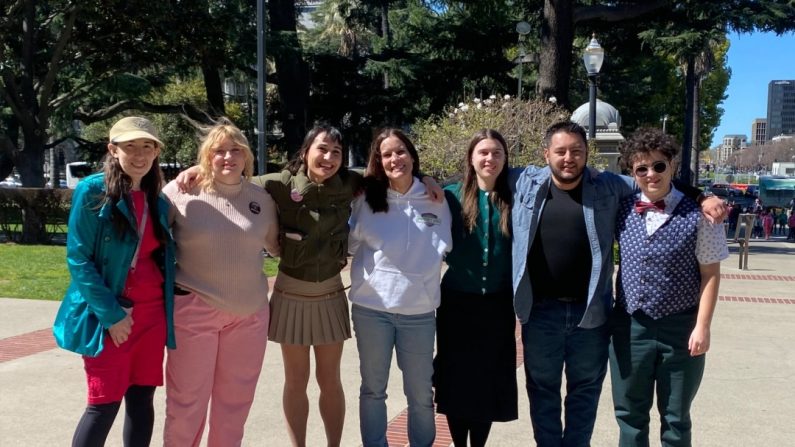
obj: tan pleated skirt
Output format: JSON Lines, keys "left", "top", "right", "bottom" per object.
{"left": 268, "top": 272, "right": 351, "bottom": 346}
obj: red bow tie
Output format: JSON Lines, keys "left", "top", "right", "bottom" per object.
{"left": 634, "top": 200, "right": 666, "bottom": 214}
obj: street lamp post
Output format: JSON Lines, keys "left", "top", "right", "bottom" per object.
{"left": 516, "top": 21, "right": 531, "bottom": 99}
{"left": 256, "top": 0, "right": 267, "bottom": 175}
{"left": 582, "top": 34, "right": 604, "bottom": 141}
{"left": 661, "top": 114, "right": 669, "bottom": 134}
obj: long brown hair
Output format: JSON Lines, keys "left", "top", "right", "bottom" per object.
{"left": 461, "top": 129, "right": 511, "bottom": 236}
{"left": 363, "top": 128, "right": 421, "bottom": 213}
{"left": 101, "top": 151, "right": 165, "bottom": 242}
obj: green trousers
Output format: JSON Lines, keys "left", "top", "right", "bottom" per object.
{"left": 609, "top": 307, "right": 705, "bottom": 447}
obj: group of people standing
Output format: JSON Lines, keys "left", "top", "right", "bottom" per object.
{"left": 53, "top": 113, "right": 727, "bottom": 447}
{"left": 728, "top": 198, "right": 793, "bottom": 241}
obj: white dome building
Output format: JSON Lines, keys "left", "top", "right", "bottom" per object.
{"left": 570, "top": 99, "right": 625, "bottom": 173}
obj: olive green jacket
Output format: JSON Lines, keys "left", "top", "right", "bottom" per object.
{"left": 252, "top": 168, "right": 360, "bottom": 282}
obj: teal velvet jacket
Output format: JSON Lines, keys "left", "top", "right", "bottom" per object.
{"left": 53, "top": 173, "right": 176, "bottom": 357}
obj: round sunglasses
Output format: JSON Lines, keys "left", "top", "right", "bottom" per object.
{"left": 633, "top": 160, "right": 668, "bottom": 177}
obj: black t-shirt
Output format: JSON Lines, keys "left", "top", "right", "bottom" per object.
{"left": 527, "top": 181, "right": 591, "bottom": 301}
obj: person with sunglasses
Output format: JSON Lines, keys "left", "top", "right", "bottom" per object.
{"left": 509, "top": 121, "right": 726, "bottom": 447}
{"left": 610, "top": 128, "right": 728, "bottom": 446}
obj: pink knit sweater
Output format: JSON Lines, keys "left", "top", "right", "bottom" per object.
{"left": 163, "top": 179, "right": 280, "bottom": 316}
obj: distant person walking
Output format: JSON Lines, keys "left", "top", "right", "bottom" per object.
{"left": 763, "top": 210, "right": 774, "bottom": 240}
{"left": 788, "top": 212, "right": 795, "bottom": 241}
{"left": 777, "top": 210, "right": 787, "bottom": 235}
{"left": 53, "top": 116, "right": 176, "bottom": 447}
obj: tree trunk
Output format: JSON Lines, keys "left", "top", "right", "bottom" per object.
{"left": 269, "top": 0, "right": 310, "bottom": 156}
{"left": 0, "top": 142, "right": 15, "bottom": 181}
{"left": 690, "top": 79, "right": 700, "bottom": 183}
{"left": 537, "top": 0, "right": 574, "bottom": 108}
{"left": 201, "top": 61, "right": 226, "bottom": 118}
{"left": 15, "top": 129, "right": 46, "bottom": 188}
{"left": 536, "top": 0, "right": 670, "bottom": 109}
{"left": 680, "top": 55, "right": 695, "bottom": 186}
{"left": 16, "top": 128, "right": 48, "bottom": 243}
{"left": 381, "top": 0, "right": 391, "bottom": 90}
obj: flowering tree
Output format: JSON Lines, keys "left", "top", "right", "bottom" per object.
{"left": 413, "top": 95, "right": 603, "bottom": 181}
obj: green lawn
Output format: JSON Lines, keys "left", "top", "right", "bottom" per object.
{"left": 0, "top": 244, "right": 280, "bottom": 300}
{"left": 0, "top": 244, "right": 68, "bottom": 300}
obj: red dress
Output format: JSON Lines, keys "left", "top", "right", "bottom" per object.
{"left": 83, "top": 191, "right": 167, "bottom": 404}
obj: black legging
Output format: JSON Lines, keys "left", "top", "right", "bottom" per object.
{"left": 446, "top": 415, "right": 493, "bottom": 447}
{"left": 72, "top": 385, "right": 156, "bottom": 447}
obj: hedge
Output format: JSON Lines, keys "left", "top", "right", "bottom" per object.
{"left": 0, "top": 188, "right": 73, "bottom": 244}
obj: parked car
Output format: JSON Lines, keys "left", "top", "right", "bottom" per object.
{"left": 709, "top": 183, "right": 743, "bottom": 197}
{"left": 0, "top": 176, "right": 21, "bottom": 188}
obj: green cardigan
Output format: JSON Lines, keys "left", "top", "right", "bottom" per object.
{"left": 441, "top": 182, "right": 512, "bottom": 294}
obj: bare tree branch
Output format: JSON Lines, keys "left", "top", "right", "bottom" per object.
{"left": 0, "top": 73, "right": 35, "bottom": 131}
{"left": 3, "top": 0, "right": 25, "bottom": 18}
{"left": 49, "top": 72, "right": 115, "bottom": 110}
{"left": 74, "top": 100, "right": 214, "bottom": 124}
{"left": 38, "top": 4, "right": 78, "bottom": 124}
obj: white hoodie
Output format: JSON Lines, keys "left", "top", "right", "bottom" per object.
{"left": 348, "top": 178, "right": 452, "bottom": 315}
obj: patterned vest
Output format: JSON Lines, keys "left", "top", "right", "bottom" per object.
{"left": 615, "top": 195, "right": 701, "bottom": 319}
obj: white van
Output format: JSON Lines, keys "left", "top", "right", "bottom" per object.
{"left": 66, "top": 162, "right": 93, "bottom": 188}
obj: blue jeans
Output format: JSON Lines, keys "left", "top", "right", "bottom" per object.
{"left": 352, "top": 304, "right": 436, "bottom": 447}
{"left": 522, "top": 300, "right": 609, "bottom": 447}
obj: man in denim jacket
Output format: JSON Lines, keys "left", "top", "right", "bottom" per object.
{"left": 510, "top": 121, "right": 724, "bottom": 446}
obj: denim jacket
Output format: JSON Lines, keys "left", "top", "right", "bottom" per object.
{"left": 510, "top": 166, "right": 634, "bottom": 328}
{"left": 53, "top": 173, "right": 176, "bottom": 357}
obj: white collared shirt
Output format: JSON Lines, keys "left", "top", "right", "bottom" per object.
{"left": 638, "top": 186, "right": 729, "bottom": 265}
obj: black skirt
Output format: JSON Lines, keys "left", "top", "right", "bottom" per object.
{"left": 433, "top": 286, "right": 519, "bottom": 422}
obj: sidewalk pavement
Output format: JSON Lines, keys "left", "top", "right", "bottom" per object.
{"left": 2, "top": 235, "right": 794, "bottom": 446}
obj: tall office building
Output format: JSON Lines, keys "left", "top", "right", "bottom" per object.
{"left": 751, "top": 118, "right": 767, "bottom": 145}
{"left": 766, "top": 80, "right": 795, "bottom": 140}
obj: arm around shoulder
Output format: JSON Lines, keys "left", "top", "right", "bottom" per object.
{"left": 251, "top": 172, "right": 283, "bottom": 189}
{"left": 260, "top": 190, "right": 281, "bottom": 257}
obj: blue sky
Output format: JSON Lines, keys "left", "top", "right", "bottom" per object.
{"left": 711, "top": 31, "right": 795, "bottom": 148}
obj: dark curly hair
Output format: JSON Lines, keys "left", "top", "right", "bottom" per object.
{"left": 618, "top": 127, "right": 680, "bottom": 172}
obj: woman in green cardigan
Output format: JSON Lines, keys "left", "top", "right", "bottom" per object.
{"left": 433, "top": 129, "right": 518, "bottom": 446}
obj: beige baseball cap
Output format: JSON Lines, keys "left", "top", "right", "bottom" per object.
{"left": 109, "top": 116, "right": 163, "bottom": 147}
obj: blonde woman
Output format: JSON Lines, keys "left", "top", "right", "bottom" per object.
{"left": 162, "top": 119, "right": 280, "bottom": 446}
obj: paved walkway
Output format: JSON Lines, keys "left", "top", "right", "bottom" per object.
{"left": 1, "top": 236, "right": 794, "bottom": 446}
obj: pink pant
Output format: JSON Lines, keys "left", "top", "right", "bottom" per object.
{"left": 164, "top": 292, "right": 269, "bottom": 447}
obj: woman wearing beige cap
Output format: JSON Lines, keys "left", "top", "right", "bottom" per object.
{"left": 54, "top": 116, "right": 176, "bottom": 447}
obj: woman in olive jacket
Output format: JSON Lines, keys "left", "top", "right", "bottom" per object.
{"left": 250, "top": 125, "right": 357, "bottom": 447}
